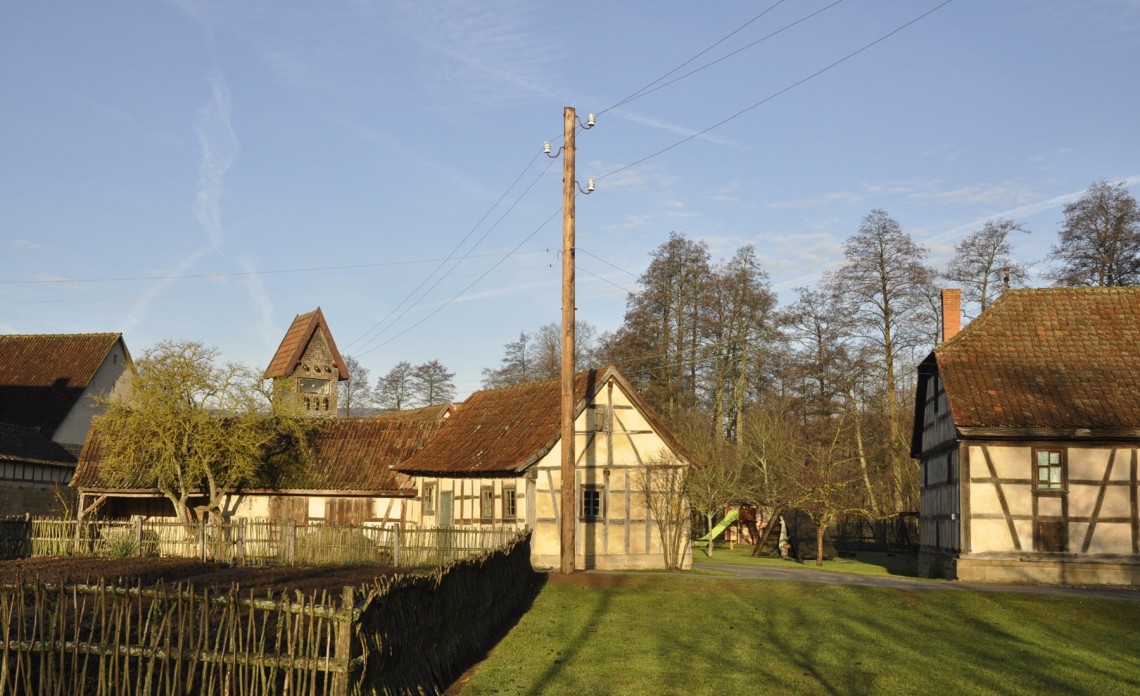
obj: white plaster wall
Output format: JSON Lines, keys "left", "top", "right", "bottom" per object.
{"left": 53, "top": 340, "right": 130, "bottom": 447}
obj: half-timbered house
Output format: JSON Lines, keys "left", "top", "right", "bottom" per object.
{"left": 397, "top": 366, "right": 695, "bottom": 570}
{"left": 913, "top": 287, "right": 1140, "bottom": 585}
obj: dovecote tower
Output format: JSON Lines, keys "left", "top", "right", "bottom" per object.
{"left": 264, "top": 308, "right": 349, "bottom": 415}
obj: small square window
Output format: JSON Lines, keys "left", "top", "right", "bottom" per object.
{"left": 1034, "top": 449, "right": 1064, "bottom": 490}
{"left": 480, "top": 486, "right": 494, "bottom": 521}
{"left": 423, "top": 483, "right": 436, "bottom": 515}
{"left": 502, "top": 486, "right": 517, "bottom": 522}
{"left": 580, "top": 484, "right": 604, "bottom": 520}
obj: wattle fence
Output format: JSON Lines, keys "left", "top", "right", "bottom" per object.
{"left": 0, "top": 516, "right": 519, "bottom": 568}
{"left": 0, "top": 531, "right": 536, "bottom": 695}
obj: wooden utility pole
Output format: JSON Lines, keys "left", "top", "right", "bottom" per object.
{"left": 560, "top": 106, "right": 577, "bottom": 575}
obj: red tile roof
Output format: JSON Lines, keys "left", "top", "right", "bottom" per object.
{"left": 263, "top": 308, "right": 348, "bottom": 380}
{"left": 375, "top": 404, "right": 455, "bottom": 422}
{"left": 0, "top": 423, "right": 76, "bottom": 466}
{"left": 73, "top": 417, "right": 441, "bottom": 495}
{"left": 396, "top": 366, "right": 695, "bottom": 476}
{"left": 298, "top": 418, "right": 439, "bottom": 493}
{"left": 0, "top": 333, "right": 126, "bottom": 433}
{"left": 927, "top": 287, "right": 1140, "bottom": 431}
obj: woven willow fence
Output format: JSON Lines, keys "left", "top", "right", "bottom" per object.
{"left": 0, "top": 517, "right": 519, "bottom": 568}
{"left": 0, "top": 532, "right": 535, "bottom": 695}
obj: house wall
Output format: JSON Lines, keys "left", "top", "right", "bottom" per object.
{"left": 0, "top": 474, "right": 74, "bottom": 517}
{"left": 917, "top": 371, "right": 960, "bottom": 577}
{"left": 408, "top": 379, "right": 692, "bottom": 571}
{"left": 936, "top": 442, "right": 1140, "bottom": 585}
{"left": 53, "top": 340, "right": 131, "bottom": 452}
{"left": 226, "top": 493, "right": 406, "bottom": 526}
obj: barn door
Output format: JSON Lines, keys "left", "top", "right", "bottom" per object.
{"left": 440, "top": 491, "right": 453, "bottom": 528}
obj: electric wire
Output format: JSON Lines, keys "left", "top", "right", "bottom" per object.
{"left": 351, "top": 155, "right": 560, "bottom": 356}
{"left": 343, "top": 150, "right": 546, "bottom": 351}
{"left": 0, "top": 249, "right": 550, "bottom": 286}
{"left": 356, "top": 206, "right": 563, "bottom": 357}
{"left": 596, "top": 0, "right": 956, "bottom": 184}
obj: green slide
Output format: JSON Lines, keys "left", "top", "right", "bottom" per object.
{"left": 693, "top": 507, "right": 740, "bottom": 547}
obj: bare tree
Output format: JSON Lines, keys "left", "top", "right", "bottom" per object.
{"left": 699, "top": 246, "right": 776, "bottom": 441}
{"left": 482, "top": 322, "right": 599, "bottom": 388}
{"left": 339, "top": 355, "right": 373, "bottom": 417}
{"left": 376, "top": 361, "right": 415, "bottom": 411}
{"left": 670, "top": 410, "right": 740, "bottom": 557}
{"left": 778, "top": 417, "right": 865, "bottom": 566}
{"left": 607, "top": 232, "right": 711, "bottom": 414}
{"left": 1048, "top": 180, "right": 1140, "bottom": 287}
{"left": 829, "top": 209, "right": 932, "bottom": 512}
{"left": 946, "top": 218, "right": 1030, "bottom": 316}
{"left": 410, "top": 360, "right": 456, "bottom": 407}
{"left": 634, "top": 453, "right": 690, "bottom": 570}
{"left": 480, "top": 332, "right": 535, "bottom": 388}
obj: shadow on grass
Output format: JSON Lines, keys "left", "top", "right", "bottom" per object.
{"left": 444, "top": 571, "right": 549, "bottom": 696}
{"left": 836, "top": 550, "right": 920, "bottom": 578}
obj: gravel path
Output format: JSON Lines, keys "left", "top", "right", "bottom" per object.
{"left": 693, "top": 562, "right": 1140, "bottom": 601}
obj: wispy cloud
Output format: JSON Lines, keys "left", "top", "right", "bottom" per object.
{"left": 390, "top": 1, "right": 564, "bottom": 105}
{"left": 193, "top": 67, "right": 239, "bottom": 252}
{"left": 930, "top": 174, "right": 1140, "bottom": 244}
{"left": 1, "top": 240, "right": 45, "bottom": 252}
{"left": 768, "top": 179, "right": 1040, "bottom": 210}
{"left": 122, "top": 246, "right": 214, "bottom": 335}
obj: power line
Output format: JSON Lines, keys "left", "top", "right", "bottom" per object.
{"left": 357, "top": 206, "right": 563, "bottom": 357}
{"left": 344, "top": 150, "right": 548, "bottom": 352}
{"left": 597, "top": 0, "right": 956, "bottom": 184}
{"left": 577, "top": 248, "right": 640, "bottom": 279}
{"left": 350, "top": 155, "right": 561, "bottom": 355}
{"left": 0, "top": 261, "right": 558, "bottom": 305}
{"left": 0, "top": 249, "right": 549, "bottom": 286}
{"left": 604, "top": 0, "right": 848, "bottom": 111}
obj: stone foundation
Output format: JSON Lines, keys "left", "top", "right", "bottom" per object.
{"left": 921, "top": 550, "right": 1140, "bottom": 586}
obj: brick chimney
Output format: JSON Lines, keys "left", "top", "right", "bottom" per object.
{"left": 941, "top": 288, "right": 961, "bottom": 342}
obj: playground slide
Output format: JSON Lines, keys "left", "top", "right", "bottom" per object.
{"left": 692, "top": 508, "right": 740, "bottom": 547}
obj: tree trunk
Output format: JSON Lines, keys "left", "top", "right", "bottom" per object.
{"left": 851, "top": 400, "right": 880, "bottom": 516}
{"left": 815, "top": 514, "right": 829, "bottom": 567}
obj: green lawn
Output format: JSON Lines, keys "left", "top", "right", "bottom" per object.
{"left": 455, "top": 574, "right": 1140, "bottom": 695}
{"left": 692, "top": 543, "right": 921, "bottom": 578}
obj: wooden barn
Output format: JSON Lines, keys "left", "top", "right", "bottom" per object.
{"left": 0, "top": 333, "right": 132, "bottom": 516}
{"left": 397, "top": 366, "right": 695, "bottom": 570}
{"left": 913, "top": 287, "right": 1140, "bottom": 585}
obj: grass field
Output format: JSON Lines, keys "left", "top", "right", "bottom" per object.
{"left": 692, "top": 543, "right": 922, "bottom": 577}
{"left": 454, "top": 572, "right": 1140, "bottom": 695}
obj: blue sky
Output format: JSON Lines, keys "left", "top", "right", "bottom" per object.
{"left": 2, "top": 0, "right": 1139, "bottom": 398}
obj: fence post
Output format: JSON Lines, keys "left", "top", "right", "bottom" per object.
{"left": 236, "top": 519, "right": 246, "bottom": 567}
{"left": 392, "top": 525, "right": 401, "bottom": 568}
{"left": 333, "top": 586, "right": 356, "bottom": 695}
{"left": 199, "top": 521, "right": 207, "bottom": 563}
{"left": 134, "top": 517, "right": 143, "bottom": 556}
{"left": 287, "top": 519, "right": 296, "bottom": 566}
